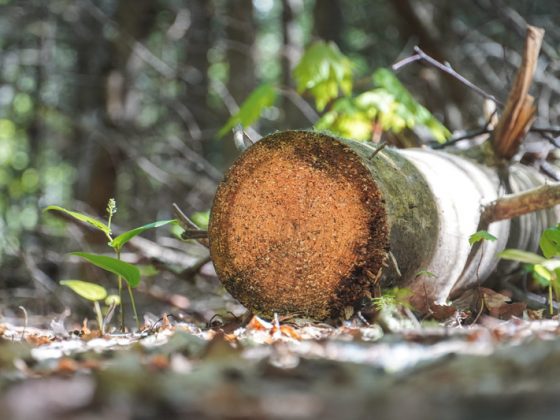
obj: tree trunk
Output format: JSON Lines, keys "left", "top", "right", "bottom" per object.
{"left": 208, "top": 131, "right": 558, "bottom": 319}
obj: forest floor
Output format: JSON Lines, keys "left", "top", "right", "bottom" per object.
{"left": 3, "top": 293, "right": 560, "bottom": 420}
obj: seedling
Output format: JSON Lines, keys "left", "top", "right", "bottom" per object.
{"left": 45, "top": 199, "right": 175, "bottom": 331}
{"left": 500, "top": 224, "right": 560, "bottom": 315}
{"left": 372, "top": 287, "right": 413, "bottom": 312}
{"left": 469, "top": 230, "right": 497, "bottom": 245}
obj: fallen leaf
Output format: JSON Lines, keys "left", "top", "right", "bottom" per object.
{"left": 429, "top": 303, "right": 457, "bottom": 321}
{"left": 57, "top": 357, "right": 79, "bottom": 375}
{"left": 490, "top": 302, "right": 527, "bottom": 319}
{"left": 279, "top": 325, "right": 301, "bottom": 341}
{"left": 148, "top": 354, "right": 170, "bottom": 371}
{"left": 480, "top": 287, "right": 511, "bottom": 309}
{"left": 247, "top": 316, "right": 272, "bottom": 331}
{"left": 527, "top": 309, "right": 544, "bottom": 320}
{"left": 25, "top": 334, "right": 52, "bottom": 346}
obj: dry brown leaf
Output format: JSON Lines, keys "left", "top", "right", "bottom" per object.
{"left": 25, "top": 334, "right": 52, "bottom": 346}
{"left": 527, "top": 309, "right": 544, "bottom": 320}
{"left": 429, "top": 303, "right": 457, "bottom": 321}
{"left": 480, "top": 287, "right": 511, "bottom": 309}
{"left": 161, "top": 313, "right": 173, "bottom": 330}
{"left": 247, "top": 316, "right": 272, "bottom": 331}
{"left": 490, "top": 302, "right": 527, "bottom": 320}
{"left": 148, "top": 354, "right": 170, "bottom": 371}
{"left": 278, "top": 325, "right": 301, "bottom": 341}
{"left": 56, "top": 357, "right": 79, "bottom": 375}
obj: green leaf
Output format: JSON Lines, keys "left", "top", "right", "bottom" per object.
{"left": 469, "top": 230, "right": 497, "bottom": 246}
{"left": 110, "top": 219, "right": 176, "bottom": 251}
{"left": 293, "top": 41, "right": 353, "bottom": 111}
{"left": 218, "top": 83, "right": 277, "bottom": 137}
{"left": 499, "top": 249, "right": 546, "bottom": 265}
{"left": 71, "top": 252, "right": 141, "bottom": 287}
{"left": 540, "top": 226, "right": 560, "bottom": 259}
{"left": 534, "top": 264, "right": 553, "bottom": 284}
{"left": 60, "top": 280, "right": 107, "bottom": 302}
{"left": 532, "top": 267, "right": 552, "bottom": 287}
{"left": 315, "top": 97, "right": 373, "bottom": 141}
{"left": 190, "top": 210, "right": 210, "bottom": 230}
{"left": 415, "top": 270, "right": 437, "bottom": 278}
{"left": 314, "top": 69, "right": 450, "bottom": 143}
{"left": 105, "top": 294, "right": 121, "bottom": 306}
{"left": 372, "top": 68, "right": 450, "bottom": 142}
{"left": 44, "top": 205, "right": 110, "bottom": 235}
{"left": 543, "top": 259, "right": 560, "bottom": 271}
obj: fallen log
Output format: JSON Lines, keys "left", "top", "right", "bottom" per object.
{"left": 208, "top": 130, "right": 559, "bottom": 319}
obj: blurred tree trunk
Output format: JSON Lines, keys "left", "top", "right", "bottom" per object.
{"left": 27, "top": 7, "right": 47, "bottom": 172}
{"left": 392, "top": 0, "right": 470, "bottom": 129}
{"left": 72, "top": 6, "right": 110, "bottom": 215}
{"left": 74, "top": 0, "right": 156, "bottom": 217}
{"left": 312, "top": 0, "right": 342, "bottom": 45}
{"left": 183, "top": 0, "right": 213, "bottom": 142}
{"left": 280, "top": 0, "right": 308, "bottom": 129}
{"left": 222, "top": 0, "right": 256, "bottom": 167}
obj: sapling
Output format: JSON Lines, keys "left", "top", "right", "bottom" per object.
{"left": 45, "top": 199, "right": 175, "bottom": 331}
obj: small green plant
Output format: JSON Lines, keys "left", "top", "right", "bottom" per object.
{"left": 220, "top": 40, "right": 450, "bottom": 143}
{"left": 499, "top": 224, "right": 560, "bottom": 315}
{"left": 45, "top": 199, "right": 175, "bottom": 332}
{"left": 372, "top": 287, "right": 413, "bottom": 311}
{"left": 469, "top": 230, "right": 497, "bottom": 245}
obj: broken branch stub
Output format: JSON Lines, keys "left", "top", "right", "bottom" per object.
{"left": 492, "top": 25, "right": 544, "bottom": 159}
{"left": 209, "top": 131, "right": 558, "bottom": 319}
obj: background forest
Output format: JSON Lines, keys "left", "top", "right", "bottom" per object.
{"left": 2, "top": 0, "right": 560, "bottom": 322}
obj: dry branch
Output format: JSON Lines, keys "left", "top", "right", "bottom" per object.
{"left": 492, "top": 25, "right": 544, "bottom": 159}
{"left": 172, "top": 203, "right": 209, "bottom": 248}
{"left": 481, "top": 182, "right": 560, "bottom": 224}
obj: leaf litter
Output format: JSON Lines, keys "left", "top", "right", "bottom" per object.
{"left": 3, "top": 296, "right": 560, "bottom": 419}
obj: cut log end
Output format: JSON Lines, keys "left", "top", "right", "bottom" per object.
{"left": 209, "top": 131, "right": 389, "bottom": 319}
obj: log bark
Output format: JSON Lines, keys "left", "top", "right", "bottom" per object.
{"left": 207, "top": 130, "right": 560, "bottom": 318}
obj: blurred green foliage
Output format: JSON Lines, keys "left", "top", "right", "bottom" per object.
{"left": 223, "top": 41, "right": 450, "bottom": 143}
{"left": 293, "top": 41, "right": 353, "bottom": 111}
{"left": 219, "top": 84, "right": 277, "bottom": 137}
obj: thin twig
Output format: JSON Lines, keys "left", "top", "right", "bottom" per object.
{"left": 391, "top": 53, "right": 422, "bottom": 71}
{"left": 432, "top": 108, "right": 497, "bottom": 149}
{"left": 432, "top": 127, "right": 492, "bottom": 149}
{"left": 531, "top": 126, "right": 560, "bottom": 136}
{"left": 393, "top": 46, "right": 503, "bottom": 106}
